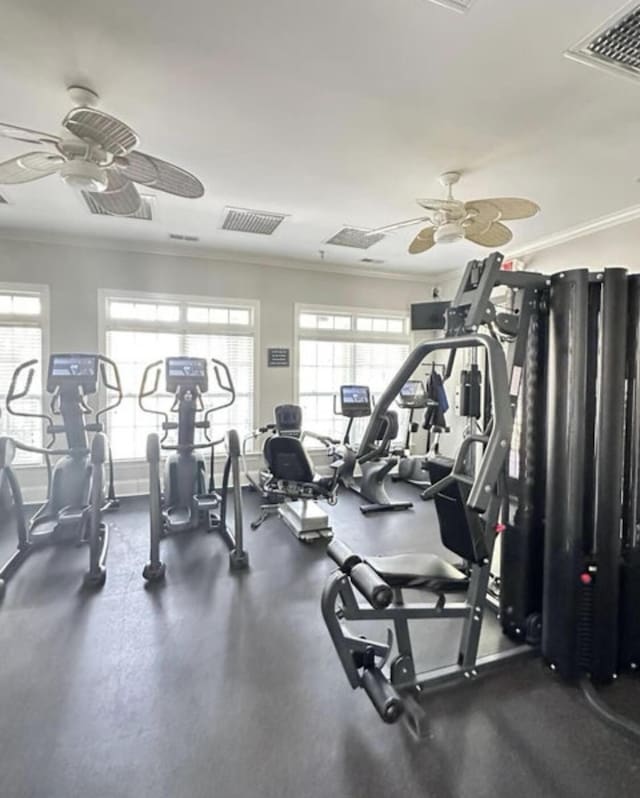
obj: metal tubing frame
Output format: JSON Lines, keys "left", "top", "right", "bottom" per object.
{"left": 591, "top": 269, "right": 627, "bottom": 681}
{"left": 357, "top": 334, "right": 513, "bottom": 514}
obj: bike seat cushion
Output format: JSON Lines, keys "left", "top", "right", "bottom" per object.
{"left": 366, "top": 553, "right": 468, "bottom": 592}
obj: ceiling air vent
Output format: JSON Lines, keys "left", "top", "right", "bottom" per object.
{"left": 221, "top": 207, "right": 287, "bottom": 235}
{"left": 566, "top": 2, "right": 640, "bottom": 82}
{"left": 360, "top": 257, "right": 385, "bottom": 264}
{"left": 326, "top": 227, "right": 385, "bottom": 250}
{"left": 0, "top": 193, "right": 7, "bottom": 204}
{"left": 169, "top": 233, "right": 200, "bottom": 242}
{"left": 425, "top": 0, "right": 476, "bottom": 13}
{"left": 82, "top": 192, "right": 154, "bottom": 220}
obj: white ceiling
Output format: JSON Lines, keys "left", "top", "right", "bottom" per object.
{"left": 0, "top": 0, "right": 638, "bottom": 276}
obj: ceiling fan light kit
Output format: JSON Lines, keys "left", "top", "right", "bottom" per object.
{"left": 0, "top": 85, "right": 205, "bottom": 217}
{"left": 59, "top": 160, "right": 107, "bottom": 192}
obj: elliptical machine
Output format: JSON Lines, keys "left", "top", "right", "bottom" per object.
{"left": 0, "top": 353, "right": 122, "bottom": 598}
{"left": 138, "top": 356, "right": 248, "bottom": 581}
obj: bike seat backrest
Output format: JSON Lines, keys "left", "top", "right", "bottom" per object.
{"left": 274, "top": 404, "right": 303, "bottom": 438}
{"left": 264, "top": 435, "right": 315, "bottom": 483}
{"left": 370, "top": 410, "right": 399, "bottom": 454}
{"left": 426, "top": 456, "right": 488, "bottom": 564}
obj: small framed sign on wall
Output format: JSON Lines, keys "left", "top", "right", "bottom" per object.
{"left": 267, "top": 347, "right": 290, "bottom": 368}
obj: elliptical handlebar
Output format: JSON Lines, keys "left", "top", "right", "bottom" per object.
{"left": 138, "top": 360, "right": 171, "bottom": 442}
{"left": 138, "top": 357, "right": 236, "bottom": 450}
{"left": 96, "top": 355, "right": 124, "bottom": 426}
{"left": 204, "top": 358, "right": 236, "bottom": 424}
{"left": 6, "top": 359, "right": 55, "bottom": 434}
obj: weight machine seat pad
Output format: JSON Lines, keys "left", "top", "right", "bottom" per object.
{"left": 366, "top": 553, "right": 468, "bottom": 592}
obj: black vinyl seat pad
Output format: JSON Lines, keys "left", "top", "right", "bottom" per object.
{"left": 366, "top": 553, "right": 468, "bottom": 592}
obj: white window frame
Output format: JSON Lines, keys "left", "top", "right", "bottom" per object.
{"left": 294, "top": 302, "right": 410, "bottom": 444}
{"left": 0, "top": 281, "right": 50, "bottom": 468}
{"left": 98, "top": 288, "right": 260, "bottom": 462}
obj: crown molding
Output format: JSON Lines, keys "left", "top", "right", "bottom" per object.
{"left": 506, "top": 204, "right": 640, "bottom": 260}
{"left": 0, "top": 228, "right": 434, "bottom": 284}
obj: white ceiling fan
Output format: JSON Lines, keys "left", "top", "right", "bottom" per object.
{"left": 371, "top": 172, "right": 540, "bottom": 254}
{"left": 0, "top": 86, "right": 205, "bottom": 216}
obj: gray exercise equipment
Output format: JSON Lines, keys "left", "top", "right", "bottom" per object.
{"left": 0, "top": 353, "right": 123, "bottom": 598}
{"left": 247, "top": 404, "right": 340, "bottom": 541}
{"left": 334, "top": 385, "right": 412, "bottom": 515}
{"left": 139, "top": 356, "right": 248, "bottom": 581}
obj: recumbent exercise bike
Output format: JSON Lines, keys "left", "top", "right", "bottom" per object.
{"left": 245, "top": 404, "right": 341, "bottom": 542}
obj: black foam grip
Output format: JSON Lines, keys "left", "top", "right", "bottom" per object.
{"left": 361, "top": 668, "right": 404, "bottom": 724}
{"left": 327, "top": 538, "right": 361, "bottom": 573}
{"left": 351, "top": 563, "right": 393, "bottom": 609}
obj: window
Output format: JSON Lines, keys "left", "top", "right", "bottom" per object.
{"left": 0, "top": 286, "right": 46, "bottom": 465}
{"left": 103, "top": 294, "right": 256, "bottom": 460}
{"left": 297, "top": 305, "right": 410, "bottom": 443}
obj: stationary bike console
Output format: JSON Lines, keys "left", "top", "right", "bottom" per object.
{"left": 339, "top": 385, "right": 372, "bottom": 418}
{"left": 397, "top": 380, "right": 428, "bottom": 410}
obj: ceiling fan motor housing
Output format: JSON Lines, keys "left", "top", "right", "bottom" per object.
{"left": 434, "top": 221, "right": 465, "bottom": 244}
{"left": 59, "top": 160, "right": 108, "bottom": 192}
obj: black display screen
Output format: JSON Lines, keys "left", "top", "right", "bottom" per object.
{"left": 167, "top": 357, "right": 207, "bottom": 378}
{"left": 50, "top": 354, "right": 97, "bottom": 378}
{"left": 165, "top": 357, "right": 208, "bottom": 393}
{"left": 410, "top": 301, "right": 450, "bottom": 331}
{"left": 400, "top": 380, "right": 422, "bottom": 398}
{"left": 341, "top": 385, "right": 370, "bottom": 405}
{"left": 339, "top": 385, "right": 371, "bottom": 418}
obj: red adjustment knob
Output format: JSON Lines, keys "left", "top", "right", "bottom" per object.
{"left": 495, "top": 523, "right": 507, "bottom": 534}
{"left": 580, "top": 573, "right": 592, "bottom": 585}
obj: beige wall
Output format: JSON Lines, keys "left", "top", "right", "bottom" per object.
{"left": 0, "top": 237, "right": 431, "bottom": 497}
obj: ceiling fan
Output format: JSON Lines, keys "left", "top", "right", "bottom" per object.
{"left": 0, "top": 86, "right": 205, "bottom": 216}
{"left": 371, "top": 172, "right": 539, "bottom": 254}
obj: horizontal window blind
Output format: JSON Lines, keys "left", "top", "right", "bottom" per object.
{"left": 0, "top": 289, "right": 45, "bottom": 465}
{"left": 104, "top": 294, "right": 256, "bottom": 460}
{"left": 297, "top": 304, "right": 410, "bottom": 444}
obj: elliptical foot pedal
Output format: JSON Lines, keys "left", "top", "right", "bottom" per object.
{"left": 142, "top": 561, "right": 166, "bottom": 582}
{"left": 83, "top": 566, "right": 107, "bottom": 590}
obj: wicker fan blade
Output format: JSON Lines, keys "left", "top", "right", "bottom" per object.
{"left": 408, "top": 226, "right": 436, "bottom": 254}
{"left": 0, "top": 122, "right": 60, "bottom": 147}
{"left": 464, "top": 200, "right": 501, "bottom": 231}
{"left": 466, "top": 197, "right": 539, "bottom": 221}
{"left": 466, "top": 220, "right": 513, "bottom": 247}
{"left": 120, "top": 151, "right": 204, "bottom": 198}
{"left": 87, "top": 169, "right": 142, "bottom": 216}
{"left": 0, "top": 151, "right": 65, "bottom": 184}
{"left": 63, "top": 107, "right": 139, "bottom": 156}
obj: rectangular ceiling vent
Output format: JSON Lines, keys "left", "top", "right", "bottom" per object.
{"left": 221, "top": 207, "right": 287, "bottom": 235}
{"left": 360, "top": 257, "right": 385, "bottom": 264}
{"left": 326, "top": 227, "right": 385, "bottom": 250}
{"left": 425, "top": 0, "right": 476, "bottom": 13}
{"left": 567, "top": 2, "right": 640, "bottom": 82}
{"left": 82, "top": 192, "right": 154, "bottom": 220}
{"left": 169, "top": 233, "right": 200, "bottom": 242}
{"left": 0, "top": 193, "right": 7, "bottom": 204}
